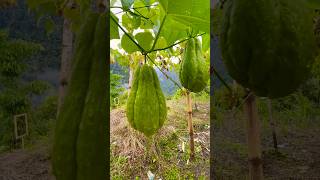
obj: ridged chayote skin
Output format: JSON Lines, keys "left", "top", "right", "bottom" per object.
{"left": 76, "top": 13, "right": 108, "bottom": 180}
{"left": 52, "top": 12, "right": 99, "bottom": 180}
{"left": 179, "top": 38, "right": 209, "bottom": 93}
{"left": 127, "top": 64, "right": 167, "bottom": 137}
{"left": 220, "top": 0, "right": 317, "bottom": 98}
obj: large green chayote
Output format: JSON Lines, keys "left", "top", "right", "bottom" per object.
{"left": 220, "top": 0, "right": 317, "bottom": 98}
{"left": 179, "top": 38, "right": 209, "bottom": 93}
{"left": 126, "top": 64, "right": 167, "bottom": 137}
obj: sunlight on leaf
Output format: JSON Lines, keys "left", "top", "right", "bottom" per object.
{"left": 135, "top": 32, "right": 154, "bottom": 51}
{"left": 121, "top": 34, "right": 139, "bottom": 53}
{"left": 111, "top": 13, "right": 120, "bottom": 39}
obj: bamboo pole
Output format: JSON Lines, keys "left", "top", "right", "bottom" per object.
{"left": 267, "top": 98, "right": 278, "bottom": 152}
{"left": 244, "top": 92, "right": 263, "bottom": 179}
{"left": 186, "top": 91, "right": 195, "bottom": 160}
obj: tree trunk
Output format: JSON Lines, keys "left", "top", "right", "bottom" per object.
{"left": 267, "top": 98, "right": 278, "bottom": 152}
{"left": 128, "top": 67, "right": 133, "bottom": 94}
{"left": 186, "top": 91, "right": 195, "bottom": 160}
{"left": 57, "top": 16, "right": 74, "bottom": 116}
{"left": 244, "top": 92, "right": 263, "bottom": 179}
{"left": 128, "top": 65, "right": 134, "bottom": 95}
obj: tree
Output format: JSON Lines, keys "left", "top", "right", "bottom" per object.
{"left": 0, "top": 30, "right": 48, "bottom": 148}
{"left": 57, "top": 1, "right": 75, "bottom": 116}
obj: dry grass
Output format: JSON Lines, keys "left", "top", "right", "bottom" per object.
{"left": 110, "top": 98, "right": 210, "bottom": 179}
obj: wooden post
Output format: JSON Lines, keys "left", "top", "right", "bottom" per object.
{"left": 267, "top": 99, "right": 278, "bottom": 152}
{"left": 186, "top": 91, "right": 195, "bottom": 160}
{"left": 244, "top": 92, "right": 263, "bottom": 179}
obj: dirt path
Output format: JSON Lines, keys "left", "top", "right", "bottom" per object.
{"left": 0, "top": 146, "right": 54, "bottom": 180}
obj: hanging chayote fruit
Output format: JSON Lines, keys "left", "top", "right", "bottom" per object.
{"left": 220, "top": 0, "right": 317, "bottom": 98}
{"left": 179, "top": 38, "right": 209, "bottom": 92}
{"left": 127, "top": 64, "right": 167, "bottom": 137}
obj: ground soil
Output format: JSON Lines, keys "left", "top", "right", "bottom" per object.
{"left": 0, "top": 145, "right": 54, "bottom": 180}
{"left": 111, "top": 99, "right": 210, "bottom": 179}
{"left": 0, "top": 103, "right": 319, "bottom": 179}
{"left": 0, "top": 99, "right": 210, "bottom": 180}
{"left": 213, "top": 111, "right": 320, "bottom": 179}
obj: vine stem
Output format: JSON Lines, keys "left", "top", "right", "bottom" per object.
{"left": 212, "top": 67, "right": 232, "bottom": 92}
{"left": 146, "top": 54, "right": 183, "bottom": 90}
{"left": 148, "top": 33, "right": 206, "bottom": 53}
{"left": 232, "top": 91, "right": 254, "bottom": 116}
{"left": 151, "top": 14, "right": 167, "bottom": 51}
{"left": 110, "top": 15, "right": 145, "bottom": 53}
{"left": 111, "top": 4, "right": 156, "bottom": 21}
{"left": 112, "top": 10, "right": 207, "bottom": 90}
{"left": 110, "top": 4, "right": 157, "bottom": 10}
{"left": 112, "top": 13, "right": 183, "bottom": 89}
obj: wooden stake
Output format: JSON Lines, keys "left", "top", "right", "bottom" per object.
{"left": 244, "top": 92, "right": 263, "bottom": 179}
{"left": 186, "top": 91, "right": 195, "bottom": 160}
{"left": 267, "top": 99, "right": 278, "bottom": 152}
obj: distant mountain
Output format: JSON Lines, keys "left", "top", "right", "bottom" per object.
{"left": 0, "top": 0, "right": 62, "bottom": 92}
{"left": 111, "top": 63, "right": 179, "bottom": 96}
{"left": 155, "top": 68, "right": 180, "bottom": 96}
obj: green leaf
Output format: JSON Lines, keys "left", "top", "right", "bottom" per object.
{"left": 140, "top": 19, "right": 154, "bottom": 29}
{"left": 30, "top": 1, "right": 57, "bottom": 22}
{"left": 148, "top": 51, "right": 157, "bottom": 62}
{"left": 306, "top": 0, "right": 320, "bottom": 9}
{"left": 166, "top": 0, "right": 210, "bottom": 33}
{"left": 121, "top": 34, "right": 139, "bottom": 53}
{"left": 44, "top": 19, "right": 55, "bottom": 35}
{"left": 154, "top": 36, "right": 167, "bottom": 49}
{"left": 63, "top": 8, "right": 81, "bottom": 33}
{"left": 38, "top": 1, "right": 57, "bottom": 16}
{"left": 121, "top": 0, "right": 134, "bottom": 10}
{"left": 122, "top": 14, "right": 133, "bottom": 32}
{"left": 111, "top": 13, "right": 120, "bottom": 39}
{"left": 63, "top": 8, "right": 80, "bottom": 22}
{"left": 158, "top": 0, "right": 168, "bottom": 12}
{"left": 143, "top": 0, "right": 150, "bottom": 6}
{"left": 111, "top": 0, "right": 117, "bottom": 6}
{"left": 122, "top": 13, "right": 141, "bottom": 32}
{"left": 78, "top": 0, "right": 91, "bottom": 14}
{"left": 135, "top": 31, "right": 154, "bottom": 51}
{"left": 133, "top": 1, "right": 147, "bottom": 15}
{"left": 160, "top": 18, "right": 186, "bottom": 45}
{"left": 26, "top": 0, "right": 37, "bottom": 10}
{"left": 202, "top": 34, "right": 210, "bottom": 52}
{"left": 132, "top": 16, "right": 142, "bottom": 29}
